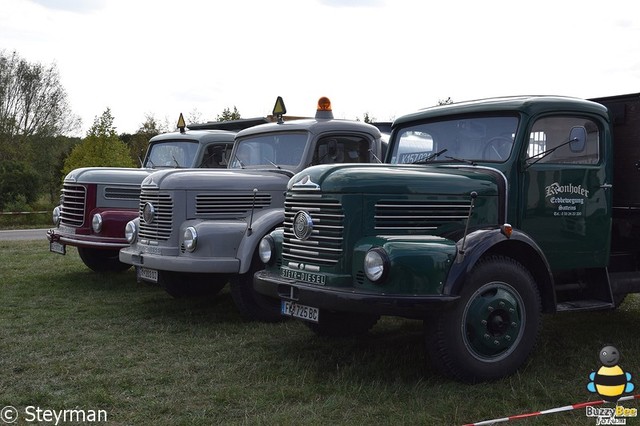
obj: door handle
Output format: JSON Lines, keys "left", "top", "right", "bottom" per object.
{"left": 600, "top": 183, "right": 612, "bottom": 189}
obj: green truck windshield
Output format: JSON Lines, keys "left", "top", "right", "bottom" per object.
{"left": 391, "top": 116, "right": 519, "bottom": 164}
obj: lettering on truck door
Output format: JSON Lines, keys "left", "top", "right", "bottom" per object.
{"left": 519, "top": 115, "right": 611, "bottom": 270}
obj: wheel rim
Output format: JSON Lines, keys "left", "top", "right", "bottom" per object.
{"left": 462, "top": 281, "right": 524, "bottom": 361}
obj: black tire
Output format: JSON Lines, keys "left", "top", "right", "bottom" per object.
{"left": 425, "top": 255, "right": 541, "bottom": 383}
{"left": 306, "top": 310, "right": 380, "bottom": 337}
{"left": 77, "top": 247, "right": 132, "bottom": 273}
{"left": 229, "top": 252, "right": 282, "bottom": 322}
{"left": 158, "top": 271, "right": 227, "bottom": 298}
{"left": 613, "top": 293, "right": 628, "bottom": 309}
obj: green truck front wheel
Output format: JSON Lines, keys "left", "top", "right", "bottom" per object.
{"left": 426, "top": 255, "right": 542, "bottom": 382}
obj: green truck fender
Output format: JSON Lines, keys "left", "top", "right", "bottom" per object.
{"left": 352, "top": 235, "right": 458, "bottom": 295}
{"left": 443, "top": 227, "right": 556, "bottom": 313}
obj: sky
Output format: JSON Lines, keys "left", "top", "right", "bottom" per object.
{"left": 2, "top": 0, "right": 640, "bottom": 137}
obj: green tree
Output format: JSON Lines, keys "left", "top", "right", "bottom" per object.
{"left": 0, "top": 160, "right": 39, "bottom": 210}
{"left": 216, "top": 106, "right": 241, "bottom": 121}
{"left": 121, "top": 114, "right": 162, "bottom": 165}
{"left": 62, "top": 108, "right": 135, "bottom": 176}
{"left": 0, "top": 50, "right": 80, "bottom": 143}
{"left": 25, "top": 134, "right": 80, "bottom": 203}
{"left": 362, "top": 112, "right": 375, "bottom": 123}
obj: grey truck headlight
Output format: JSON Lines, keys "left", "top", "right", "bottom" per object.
{"left": 183, "top": 226, "right": 198, "bottom": 252}
{"left": 92, "top": 213, "right": 103, "bottom": 233}
{"left": 364, "top": 248, "right": 389, "bottom": 283}
{"left": 52, "top": 206, "right": 61, "bottom": 226}
{"left": 258, "top": 235, "right": 275, "bottom": 264}
{"left": 125, "top": 220, "right": 137, "bottom": 244}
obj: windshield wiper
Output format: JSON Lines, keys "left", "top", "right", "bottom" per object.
{"left": 445, "top": 155, "right": 477, "bottom": 166}
{"left": 171, "top": 155, "right": 180, "bottom": 168}
{"left": 233, "top": 153, "right": 245, "bottom": 168}
{"left": 413, "top": 148, "right": 448, "bottom": 164}
{"left": 525, "top": 137, "right": 578, "bottom": 168}
{"left": 368, "top": 148, "right": 382, "bottom": 163}
{"left": 265, "top": 158, "right": 281, "bottom": 169}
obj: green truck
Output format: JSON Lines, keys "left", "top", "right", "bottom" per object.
{"left": 254, "top": 93, "right": 640, "bottom": 382}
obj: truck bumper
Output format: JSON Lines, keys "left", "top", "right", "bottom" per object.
{"left": 253, "top": 270, "right": 459, "bottom": 319}
{"left": 47, "top": 228, "right": 129, "bottom": 249}
{"left": 119, "top": 245, "right": 240, "bottom": 274}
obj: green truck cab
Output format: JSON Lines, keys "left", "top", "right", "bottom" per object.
{"left": 254, "top": 93, "right": 640, "bottom": 382}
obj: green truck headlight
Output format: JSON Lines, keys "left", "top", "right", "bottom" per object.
{"left": 183, "top": 226, "right": 198, "bottom": 252}
{"left": 258, "top": 235, "right": 275, "bottom": 264}
{"left": 364, "top": 248, "right": 389, "bottom": 283}
{"left": 92, "top": 213, "right": 103, "bottom": 233}
{"left": 52, "top": 206, "right": 61, "bottom": 226}
{"left": 125, "top": 220, "right": 137, "bottom": 244}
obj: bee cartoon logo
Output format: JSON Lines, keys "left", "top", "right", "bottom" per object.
{"left": 587, "top": 345, "right": 635, "bottom": 402}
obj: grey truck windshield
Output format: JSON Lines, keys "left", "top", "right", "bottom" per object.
{"left": 144, "top": 140, "right": 199, "bottom": 168}
{"left": 391, "top": 116, "right": 520, "bottom": 164}
{"left": 230, "top": 133, "right": 308, "bottom": 169}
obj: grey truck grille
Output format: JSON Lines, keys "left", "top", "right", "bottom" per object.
{"left": 282, "top": 193, "right": 344, "bottom": 266}
{"left": 138, "top": 189, "right": 173, "bottom": 240}
{"left": 375, "top": 199, "right": 471, "bottom": 231}
{"left": 195, "top": 192, "right": 271, "bottom": 215}
{"left": 60, "top": 184, "right": 86, "bottom": 227}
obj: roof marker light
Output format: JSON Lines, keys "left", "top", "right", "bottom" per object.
{"left": 177, "top": 113, "right": 186, "bottom": 133}
{"left": 315, "top": 96, "right": 334, "bottom": 120}
{"left": 272, "top": 96, "right": 287, "bottom": 124}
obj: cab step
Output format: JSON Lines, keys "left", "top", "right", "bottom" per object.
{"left": 556, "top": 299, "right": 614, "bottom": 312}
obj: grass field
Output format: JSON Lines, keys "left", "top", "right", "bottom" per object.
{"left": 2, "top": 240, "right": 640, "bottom": 425}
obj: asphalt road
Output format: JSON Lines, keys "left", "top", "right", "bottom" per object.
{"left": 0, "top": 228, "right": 49, "bottom": 241}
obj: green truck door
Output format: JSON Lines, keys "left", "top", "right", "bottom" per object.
{"left": 519, "top": 115, "right": 612, "bottom": 270}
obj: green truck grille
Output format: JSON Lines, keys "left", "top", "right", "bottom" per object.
{"left": 282, "top": 193, "right": 344, "bottom": 266}
{"left": 374, "top": 199, "right": 472, "bottom": 231}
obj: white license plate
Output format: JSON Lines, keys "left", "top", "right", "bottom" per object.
{"left": 57, "top": 224, "right": 75, "bottom": 234}
{"left": 280, "top": 268, "right": 326, "bottom": 285}
{"left": 138, "top": 267, "right": 158, "bottom": 283}
{"left": 281, "top": 300, "right": 319, "bottom": 323}
{"left": 49, "top": 241, "right": 66, "bottom": 255}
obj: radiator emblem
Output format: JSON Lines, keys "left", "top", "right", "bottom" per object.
{"left": 293, "top": 211, "right": 313, "bottom": 240}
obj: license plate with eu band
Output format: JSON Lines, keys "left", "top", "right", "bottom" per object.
{"left": 49, "top": 241, "right": 66, "bottom": 255}
{"left": 281, "top": 300, "right": 319, "bottom": 323}
{"left": 137, "top": 267, "right": 158, "bottom": 283}
{"left": 280, "top": 268, "right": 326, "bottom": 285}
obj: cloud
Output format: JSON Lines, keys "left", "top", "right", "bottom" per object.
{"left": 29, "top": 0, "right": 105, "bottom": 13}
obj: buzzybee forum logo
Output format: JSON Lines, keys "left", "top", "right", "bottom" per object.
{"left": 586, "top": 345, "right": 637, "bottom": 424}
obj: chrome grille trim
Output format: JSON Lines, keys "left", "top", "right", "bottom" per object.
{"left": 104, "top": 186, "right": 140, "bottom": 200}
{"left": 60, "top": 184, "right": 86, "bottom": 227}
{"left": 375, "top": 199, "right": 471, "bottom": 231}
{"left": 138, "top": 189, "right": 173, "bottom": 241}
{"left": 282, "top": 194, "right": 343, "bottom": 266}
{"left": 195, "top": 193, "right": 271, "bottom": 215}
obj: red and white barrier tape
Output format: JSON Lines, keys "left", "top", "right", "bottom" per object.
{"left": 463, "top": 394, "right": 640, "bottom": 425}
